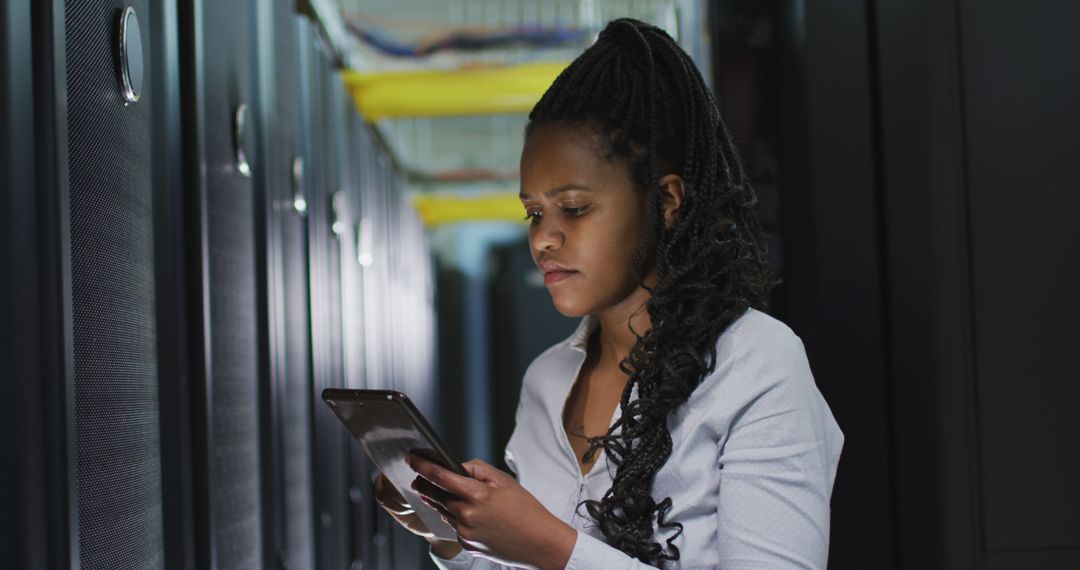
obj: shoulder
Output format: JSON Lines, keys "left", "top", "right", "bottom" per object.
{"left": 688, "top": 307, "right": 818, "bottom": 419}
{"left": 720, "top": 307, "right": 807, "bottom": 364}
{"left": 702, "top": 310, "right": 844, "bottom": 493}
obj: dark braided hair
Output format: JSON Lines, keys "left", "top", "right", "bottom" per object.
{"left": 526, "top": 18, "right": 775, "bottom": 565}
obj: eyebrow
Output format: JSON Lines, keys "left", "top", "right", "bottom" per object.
{"left": 519, "top": 183, "right": 592, "bottom": 200}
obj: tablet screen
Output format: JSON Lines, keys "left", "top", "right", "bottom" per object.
{"left": 323, "top": 388, "right": 467, "bottom": 541}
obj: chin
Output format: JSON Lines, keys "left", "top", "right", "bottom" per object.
{"left": 548, "top": 292, "right": 593, "bottom": 318}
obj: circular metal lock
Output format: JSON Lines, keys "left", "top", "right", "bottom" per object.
{"left": 117, "top": 6, "right": 144, "bottom": 104}
{"left": 234, "top": 103, "right": 253, "bottom": 177}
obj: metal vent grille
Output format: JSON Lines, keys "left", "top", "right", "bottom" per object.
{"left": 202, "top": 1, "right": 263, "bottom": 567}
{"left": 65, "top": 0, "right": 165, "bottom": 568}
{"left": 276, "top": 10, "right": 316, "bottom": 570}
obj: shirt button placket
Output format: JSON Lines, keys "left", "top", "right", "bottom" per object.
{"left": 569, "top": 481, "right": 585, "bottom": 526}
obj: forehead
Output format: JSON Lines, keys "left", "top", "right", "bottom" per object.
{"left": 525, "top": 120, "right": 608, "bottom": 153}
{"left": 520, "top": 123, "right": 633, "bottom": 194}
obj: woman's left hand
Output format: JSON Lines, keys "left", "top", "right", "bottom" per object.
{"left": 406, "top": 453, "right": 577, "bottom": 570}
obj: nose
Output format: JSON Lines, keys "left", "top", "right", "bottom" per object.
{"left": 531, "top": 216, "right": 564, "bottom": 253}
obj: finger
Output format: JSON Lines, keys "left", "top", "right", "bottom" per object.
{"left": 417, "top": 494, "right": 457, "bottom": 528}
{"left": 407, "top": 453, "right": 483, "bottom": 499}
{"left": 412, "top": 476, "right": 462, "bottom": 509}
{"left": 378, "top": 495, "right": 415, "bottom": 517}
{"left": 374, "top": 475, "right": 414, "bottom": 515}
{"left": 377, "top": 492, "right": 415, "bottom": 516}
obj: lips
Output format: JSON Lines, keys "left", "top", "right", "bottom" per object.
{"left": 543, "top": 270, "right": 576, "bottom": 286}
{"left": 538, "top": 260, "right": 578, "bottom": 286}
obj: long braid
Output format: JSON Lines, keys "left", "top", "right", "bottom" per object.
{"left": 527, "top": 18, "right": 775, "bottom": 566}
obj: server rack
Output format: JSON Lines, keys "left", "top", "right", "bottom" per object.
{"left": 357, "top": 116, "right": 397, "bottom": 570}
{"left": 258, "top": 3, "right": 317, "bottom": 570}
{"left": 2, "top": 0, "right": 73, "bottom": 567}
{"left": 304, "top": 33, "right": 351, "bottom": 570}
{"left": 5, "top": 2, "right": 439, "bottom": 569}
{"left": 181, "top": 0, "right": 266, "bottom": 566}
{"left": 151, "top": 0, "right": 196, "bottom": 568}
{"left": 339, "top": 91, "right": 377, "bottom": 570}
{"left": 64, "top": 1, "right": 189, "bottom": 568}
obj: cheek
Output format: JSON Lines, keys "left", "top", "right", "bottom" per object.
{"left": 577, "top": 214, "right": 644, "bottom": 279}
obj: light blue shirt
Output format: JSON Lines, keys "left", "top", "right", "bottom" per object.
{"left": 431, "top": 308, "right": 844, "bottom": 569}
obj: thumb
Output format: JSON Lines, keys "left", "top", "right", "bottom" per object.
{"left": 463, "top": 459, "right": 511, "bottom": 485}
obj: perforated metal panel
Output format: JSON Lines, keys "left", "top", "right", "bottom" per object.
{"left": 306, "top": 42, "right": 350, "bottom": 570}
{"left": 64, "top": 0, "right": 165, "bottom": 568}
{"left": 201, "top": 0, "right": 263, "bottom": 567}
{"left": 276, "top": 8, "right": 315, "bottom": 570}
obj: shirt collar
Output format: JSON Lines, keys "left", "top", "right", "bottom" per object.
{"left": 566, "top": 314, "right": 598, "bottom": 352}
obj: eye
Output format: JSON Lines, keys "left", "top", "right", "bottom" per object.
{"left": 523, "top": 208, "right": 542, "bottom": 224}
{"left": 561, "top": 205, "right": 589, "bottom": 217}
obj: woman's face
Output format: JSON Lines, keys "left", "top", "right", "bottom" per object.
{"left": 519, "top": 123, "right": 650, "bottom": 317}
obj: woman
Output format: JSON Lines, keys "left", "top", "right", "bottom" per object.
{"left": 375, "top": 17, "right": 844, "bottom": 569}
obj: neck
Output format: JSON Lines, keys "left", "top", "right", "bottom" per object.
{"left": 592, "top": 269, "right": 657, "bottom": 370}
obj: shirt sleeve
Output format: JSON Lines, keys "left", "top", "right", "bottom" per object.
{"left": 564, "top": 531, "right": 661, "bottom": 569}
{"left": 712, "top": 336, "right": 841, "bottom": 569}
{"left": 428, "top": 546, "right": 537, "bottom": 570}
{"left": 428, "top": 545, "right": 474, "bottom": 569}
{"left": 430, "top": 529, "right": 663, "bottom": 570}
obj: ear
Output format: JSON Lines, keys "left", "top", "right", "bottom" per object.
{"left": 658, "top": 174, "right": 685, "bottom": 228}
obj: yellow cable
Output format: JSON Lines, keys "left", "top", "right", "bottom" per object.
{"left": 411, "top": 193, "right": 527, "bottom": 227}
{"left": 342, "top": 61, "right": 568, "bottom": 120}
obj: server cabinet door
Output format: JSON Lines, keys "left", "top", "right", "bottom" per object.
{"left": 959, "top": 0, "right": 1080, "bottom": 563}
{"left": 303, "top": 31, "right": 350, "bottom": 570}
{"left": 876, "top": 1, "right": 1080, "bottom": 567}
{"left": 353, "top": 112, "right": 398, "bottom": 570}
{"left": 261, "top": 5, "right": 316, "bottom": 570}
{"left": 383, "top": 169, "right": 427, "bottom": 570}
{"left": 181, "top": 0, "right": 264, "bottom": 567}
{"left": 340, "top": 104, "right": 379, "bottom": 570}
{"left": 63, "top": 0, "right": 170, "bottom": 568}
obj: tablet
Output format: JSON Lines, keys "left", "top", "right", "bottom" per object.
{"left": 322, "top": 388, "right": 468, "bottom": 541}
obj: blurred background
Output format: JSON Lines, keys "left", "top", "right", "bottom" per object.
{"left": 2, "top": 0, "right": 1077, "bottom": 568}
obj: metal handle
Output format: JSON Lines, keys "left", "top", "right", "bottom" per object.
{"left": 356, "top": 217, "right": 374, "bottom": 267}
{"left": 234, "top": 104, "right": 252, "bottom": 177}
{"left": 291, "top": 156, "right": 307, "bottom": 214}
{"left": 331, "top": 191, "right": 345, "bottom": 237}
{"left": 117, "top": 6, "right": 144, "bottom": 104}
